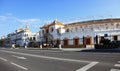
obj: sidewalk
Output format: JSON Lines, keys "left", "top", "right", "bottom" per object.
{"left": 60, "top": 48, "right": 94, "bottom": 51}
{"left": 26, "top": 47, "right": 120, "bottom": 53}
{"left": 2, "top": 47, "right": 120, "bottom": 53}
{"left": 80, "top": 48, "right": 120, "bottom": 53}
{"left": 24, "top": 47, "right": 94, "bottom": 51}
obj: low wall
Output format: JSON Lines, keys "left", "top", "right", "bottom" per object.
{"left": 61, "top": 44, "right": 86, "bottom": 48}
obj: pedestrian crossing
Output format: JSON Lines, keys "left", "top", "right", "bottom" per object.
{"left": 115, "top": 64, "right": 120, "bottom": 67}
{"left": 110, "top": 68, "right": 120, "bottom": 71}
{"left": 110, "top": 61, "right": 120, "bottom": 71}
{"left": 118, "top": 61, "right": 120, "bottom": 63}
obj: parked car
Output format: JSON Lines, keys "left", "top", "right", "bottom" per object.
{"left": 95, "top": 39, "right": 120, "bottom": 49}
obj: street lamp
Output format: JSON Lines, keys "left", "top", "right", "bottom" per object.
{"left": 25, "top": 38, "right": 29, "bottom": 48}
{"left": 39, "top": 33, "right": 43, "bottom": 49}
{"left": 58, "top": 29, "right": 62, "bottom": 49}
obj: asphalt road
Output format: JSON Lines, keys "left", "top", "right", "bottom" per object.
{"left": 0, "top": 48, "right": 120, "bottom": 71}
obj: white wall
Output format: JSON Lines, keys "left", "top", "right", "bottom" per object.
{"left": 38, "top": 20, "right": 120, "bottom": 46}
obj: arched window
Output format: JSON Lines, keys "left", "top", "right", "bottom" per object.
{"left": 46, "top": 29, "right": 49, "bottom": 33}
{"left": 42, "top": 30, "right": 44, "bottom": 34}
{"left": 66, "top": 29, "right": 69, "bottom": 32}
{"left": 82, "top": 29, "right": 84, "bottom": 31}
{"left": 91, "top": 28, "right": 94, "bottom": 31}
{"left": 116, "top": 23, "right": 120, "bottom": 28}
{"left": 106, "top": 26, "right": 108, "bottom": 29}
{"left": 57, "top": 29, "right": 59, "bottom": 34}
{"left": 51, "top": 27, "right": 54, "bottom": 32}
{"left": 80, "top": 26, "right": 82, "bottom": 28}
{"left": 76, "top": 27, "right": 78, "bottom": 31}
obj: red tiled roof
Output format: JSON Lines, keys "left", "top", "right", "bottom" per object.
{"left": 40, "top": 20, "right": 64, "bottom": 29}
{"left": 63, "top": 18, "right": 120, "bottom": 28}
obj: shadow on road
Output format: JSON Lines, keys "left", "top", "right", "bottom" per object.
{"left": 79, "top": 48, "right": 120, "bottom": 53}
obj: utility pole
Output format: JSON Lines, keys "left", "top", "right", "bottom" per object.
{"left": 58, "top": 28, "right": 62, "bottom": 49}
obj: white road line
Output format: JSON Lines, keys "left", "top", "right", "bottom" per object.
{"left": 11, "top": 62, "right": 28, "bottom": 70}
{"left": 110, "top": 68, "right": 120, "bottom": 71}
{"left": 12, "top": 55, "right": 26, "bottom": 59}
{"left": 115, "top": 64, "right": 120, "bottom": 67}
{"left": 118, "top": 61, "right": 120, "bottom": 63}
{"left": 43, "top": 50, "right": 63, "bottom": 53}
{"left": 31, "top": 50, "right": 63, "bottom": 53}
{"left": 0, "top": 50, "right": 92, "bottom": 63}
{"left": 0, "top": 57, "right": 8, "bottom": 61}
{"left": 76, "top": 62, "right": 99, "bottom": 71}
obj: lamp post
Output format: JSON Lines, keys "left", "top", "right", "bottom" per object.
{"left": 12, "top": 41, "right": 15, "bottom": 48}
{"left": 58, "top": 29, "right": 62, "bottom": 49}
{"left": 40, "top": 37, "right": 42, "bottom": 49}
{"left": 58, "top": 35, "right": 62, "bottom": 49}
{"left": 39, "top": 33, "right": 42, "bottom": 49}
{"left": 25, "top": 38, "right": 29, "bottom": 48}
{"left": 25, "top": 40, "right": 27, "bottom": 48}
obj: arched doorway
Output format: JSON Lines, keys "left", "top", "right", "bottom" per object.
{"left": 63, "top": 38, "right": 68, "bottom": 46}
{"left": 42, "top": 33, "right": 54, "bottom": 47}
{"left": 113, "top": 35, "right": 118, "bottom": 41}
{"left": 73, "top": 37, "right": 79, "bottom": 46}
{"left": 84, "top": 37, "right": 92, "bottom": 45}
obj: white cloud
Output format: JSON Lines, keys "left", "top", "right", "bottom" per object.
{"left": 15, "top": 18, "right": 41, "bottom": 30}
{"left": 0, "top": 13, "right": 43, "bottom": 33}
{"left": 34, "top": 25, "right": 40, "bottom": 28}
{"left": 16, "top": 18, "right": 41, "bottom": 23}
{"left": 0, "top": 14, "right": 42, "bottom": 27}
{"left": 6, "top": 13, "right": 13, "bottom": 16}
{"left": 0, "top": 13, "right": 58, "bottom": 34}
{"left": 0, "top": 16, "right": 7, "bottom": 20}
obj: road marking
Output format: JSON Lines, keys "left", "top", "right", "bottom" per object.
{"left": 118, "top": 61, "right": 120, "bottom": 63}
{"left": 76, "top": 62, "right": 99, "bottom": 71}
{"left": 0, "top": 50, "right": 92, "bottom": 63}
{"left": 11, "top": 62, "right": 28, "bottom": 70}
{"left": 0, "top": 57, "right": 8, "bottom": 61}
{"left": 110, "top": 68, "right": 120, "bottom": 71}
{"left": 30, "top": 50, "right": 63, "bottom": 53}
{"left": 115, "top": 64, "right": 120, "bottom": 67}
{"left": 12, "top": 55, "right": 26, "bottom": 59}
{"left": 42, "top": 50, "right": 63, "bottom": 53}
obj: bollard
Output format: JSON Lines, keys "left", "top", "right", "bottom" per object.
{"left": 12, "top": 44, "right": 15, "bottom": 48}
{"left": 40, "top": 45, "right": 42, "bottom": 49}
{"left": 59, "top": 44, "right": 62, "bottom": 49}
{"left": 25, "top": 45, "right": 27, "bottom": 48}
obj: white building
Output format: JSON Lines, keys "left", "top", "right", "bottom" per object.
{"left": 8, "top": 25, "right": 35, "bottom": 47}
{"left": 39, "top": 18, "right": 120, "bottom": 48}
{"left": 35, "top": 32, "right": 40, "bottom": 42}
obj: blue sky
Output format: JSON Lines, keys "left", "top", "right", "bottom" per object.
{"left": 0, "top": 0, "right": 120, "bottom": 37}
